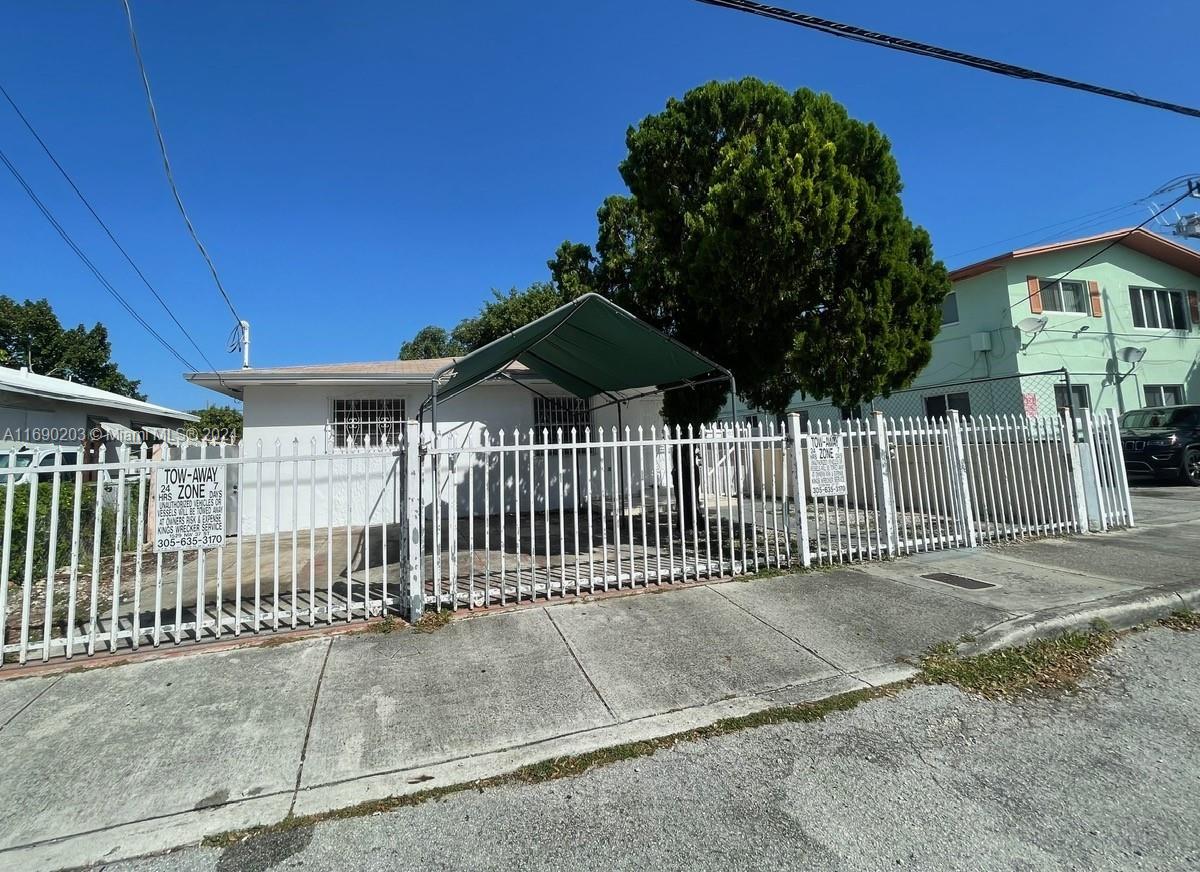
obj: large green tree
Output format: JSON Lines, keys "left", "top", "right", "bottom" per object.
{"left": 399, "top": 246, "right": 592, "bottom": 357}
{"left": 0, "top": 297, "right": 145, "bottom": 399}
{"left": 399, "top": 325, "right": 465, "bottom": 360}
{"left": 559, "top": 78, "right": 949, "bottom": 426}
{"left": 188, "top": 405, "right": 243, "bottom": 440}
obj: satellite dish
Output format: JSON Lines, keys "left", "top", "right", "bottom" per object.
{"left": 1017, "top": 316, "right": 1048, "bottom": 335}
{"left": 1118, "top": 346, "right": 1147, "bottom": 364}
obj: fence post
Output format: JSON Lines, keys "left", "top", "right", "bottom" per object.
{"left": 403, "top": 421, "right": 424, "bottom": 623}
{"left": 1107, "top": 408, "right": 1135, "bottom": 528}
{"left": 1062, "top": 408, "right": 1092, "bottom": 533}
{"left": 1076, "top": 409, "right": 1108, "bottom": 532}
{"left": 786, "top": 413, "right": 811, "bottom": 568}
{"left": 871, "top": 412, "right": 899, "bottom": 557}
{"left": 946, "top": 410, "right": 977, "bottom": 548}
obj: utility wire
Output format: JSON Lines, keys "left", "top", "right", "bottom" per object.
{"left": 0, "top": 146, "right": 199, "bottom": 372}
{"left": 694, "top": 0, "right": 1200, "bottom": 119}
{"left": 946, "top": 199, "right": 1144, "bottom": 260}
{"left": 0, "top": 81, "right": 223, "bottom": 381}
{"left": 1006, "top": 187, "right": 1196, "bottom": 312}
{"left": 119, "top": 0, "right": 244, "bottom": 330}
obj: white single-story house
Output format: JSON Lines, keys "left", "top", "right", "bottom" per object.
{"left": 187, "top": 358, "right": 667, "bottom": 533}
{"left": 0, "top": 365, "right": 198, "bottom": 467}
{"left": 187, "top": 294, "right": 733, "bottom": 535}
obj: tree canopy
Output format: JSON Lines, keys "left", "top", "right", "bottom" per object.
{"left": 563, "top": 78, "right": 949, "bottom": 425}
{"left": 398, "top": 244, "right": 591, "bottom": 359}
{"left": 399, "top": 79, "right": 949, "bottom": 427}
{"left": 188, "top": 405, "right": 243, "bottom": 439}
{"left": 0, "top": 296, "right": 146, "bottom": 399}
{"left": 399, "top": 326, "right": 464, "bottom": 360}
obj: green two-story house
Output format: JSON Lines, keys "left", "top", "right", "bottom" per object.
{"left": 782, "top": 228, "right": 1200, "bottom": 425}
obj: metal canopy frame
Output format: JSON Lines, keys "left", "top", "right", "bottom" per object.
{"left": 416, "top": 293, "right": 737, "bottom": 436}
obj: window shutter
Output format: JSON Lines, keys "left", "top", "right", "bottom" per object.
{"left": 1087, "top": 280, "right": 1103, "bottom": 317}
{"left": 1189, "top": 290, "right": 1200, "bottom": 327}
{"left": 1026, "top": 276, "right": 1044, "bottom": 314}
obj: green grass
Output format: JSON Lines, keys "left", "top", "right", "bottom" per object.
{"left": 919, "top": 629, "right": 1116, "bottom": 699}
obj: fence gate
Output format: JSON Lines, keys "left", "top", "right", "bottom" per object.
{"left": 415, "top": 423, "right": 794, "bottom": 613}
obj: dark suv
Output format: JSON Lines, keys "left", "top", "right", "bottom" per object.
{"left": 1119, "top": 405, "right": 1200, "bottom": 486}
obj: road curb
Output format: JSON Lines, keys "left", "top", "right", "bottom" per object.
{"left": 960, "top": 579, "right": 1200, "bottom": 655}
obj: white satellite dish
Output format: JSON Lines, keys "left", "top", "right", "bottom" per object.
{"left": 1017, "top": 316, "right": 1049, "bottom": 352}
{"left": 1118, "top": 346, "right": 1147, "bottom": 364}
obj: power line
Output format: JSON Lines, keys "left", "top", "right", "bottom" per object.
{"left": 693, "top": 1, "right": 1200, "bottom": 119}
{"left": 0, "top": 146, "right": 199, "bottom": 372}
{"left": 119, "top": 0, "right": 244, "bottom": 329}
{"left": 1006, "top": 187, "right": 1196, "bottom": 312}
{"left": 0, "top": 81, "right": 225, "bottom": 382}
{"left": 946, "top": 199, "right": 1144, "bottom": 260}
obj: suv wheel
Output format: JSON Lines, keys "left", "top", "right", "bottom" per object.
{"left": 1184, "top": 447, "right": 1200, "bottom": 487}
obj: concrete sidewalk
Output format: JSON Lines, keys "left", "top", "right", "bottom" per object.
{"left": 1, "top": 488, "right": 1197, "bottom": 871}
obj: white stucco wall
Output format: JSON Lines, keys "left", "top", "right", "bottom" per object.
{"left": 236, "top": 381, "right": 670, "bottom": 534}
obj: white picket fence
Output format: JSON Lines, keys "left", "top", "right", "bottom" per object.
{"left": 0, "top": 409, "right": 1132, "bottom": 667}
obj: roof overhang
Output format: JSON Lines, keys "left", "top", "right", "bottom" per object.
{"left": 949, "top": 227, "right": 1200, "bottom": 283}
{"left": 0, "top": 376, "right": 198, "bottom": 422}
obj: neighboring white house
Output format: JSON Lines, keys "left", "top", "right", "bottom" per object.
{"left": 0, "top": 365, "right": 198, "bottom": 467}
{"left": 187, "top": 359, "right": 668, "bottom": 532}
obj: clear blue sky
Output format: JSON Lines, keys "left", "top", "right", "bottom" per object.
{"left": 1, "top": 1, "right": 1195, "bottom": 410}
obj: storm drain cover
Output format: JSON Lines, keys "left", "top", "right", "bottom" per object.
{"left": 921, "top": 572, "right": 996, "bottom": 591}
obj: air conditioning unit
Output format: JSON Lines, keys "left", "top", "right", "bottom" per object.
{"left": 970, "top": 332, "right": 992, "bottom": 353}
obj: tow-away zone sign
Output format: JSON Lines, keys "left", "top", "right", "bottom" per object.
{"left": 154, "top": 465, "right": 226, "bottom": 552}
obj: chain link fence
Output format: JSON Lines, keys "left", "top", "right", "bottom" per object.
{"left": 790, "top": 369, "right": 1077, "bottom": 426}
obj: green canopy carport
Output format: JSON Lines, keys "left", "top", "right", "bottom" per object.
{"left": 420, "top": 293, "right": 733, "bottom": 430}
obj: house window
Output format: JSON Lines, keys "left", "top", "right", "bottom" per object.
{"left": 329, "top": 398, "right": 405, "bottom": 450}
{"left": 791, "top": 410, "right": 811, "bottom": 431}
{"left": 941, "top": 292, "right": 959, "bottom": 325}
{"left": 1129, "top": 287, "right": 1187, "bottom": 329}
{"left": 1040, "top": 279, "right": 1089, "bottom": 314}
{"left": 1054, "top": 384, "right": 1091, "bottom": 412}
{"left": 923, "top": 392, "right": 971, "bottom": 419}
{"left": 1144, "top": 384, "right": 1185, "bottom": 407}
{"left": 533, "top": 397, "right": 590, "bottom": 441}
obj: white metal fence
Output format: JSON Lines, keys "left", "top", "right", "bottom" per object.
{"left": 0, "top": 409, "right": 1133, "bottom": 667}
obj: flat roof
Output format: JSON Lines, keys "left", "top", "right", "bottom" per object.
{"left": 0, "top": 366, "right": 198, "bottom": 422}
{"left": 186, "top": 358, "right": 536, "bottom": 400}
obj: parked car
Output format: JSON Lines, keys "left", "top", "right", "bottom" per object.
{"left": 0, "top": 444, "right": 82, "bottom": 484}
{"left": 1119, "top": 405, "right": 1200, "bottom": 486}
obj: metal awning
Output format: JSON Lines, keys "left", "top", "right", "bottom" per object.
{"left": 98, "top": 421, "right": 137, "bottom": 441}
{"left": 421, "top": 294, "right": 731, "bottom": 421}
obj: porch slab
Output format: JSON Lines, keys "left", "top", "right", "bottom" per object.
{"left": 854, "top": 549, "right": 1141, "bottom": 613}
{"left": 0, "top": 637, "right": 326, "bottom": 852}
{"left": 299, "top": 607, "right": 613, "bottom": 789}
{"left": 546, "top": 584, "right": 836, "bottom": 720}
{"left": 717, "top": 569, "right": 1010, "bottom": 671}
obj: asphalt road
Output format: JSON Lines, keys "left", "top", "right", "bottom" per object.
{"left": 111, "top": 626, "right": 1200, "bottom": 872}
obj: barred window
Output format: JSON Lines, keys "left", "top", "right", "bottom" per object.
{"left": 533, "top": 397, "right": 590, "bottom": 442}
{"left": 329, "top": 398, "right": 405, "bottom": 450}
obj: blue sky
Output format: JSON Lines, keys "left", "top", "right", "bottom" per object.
{"left": 1, "top": 1, "right": 1195, "bottom": 410}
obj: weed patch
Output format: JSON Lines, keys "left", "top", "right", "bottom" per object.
{"left": 920, "top": 630, "right": 1116, "bottom": 699}
{"left": 413, "top": 610, "right": 452, "bottom": 634}
{"left": 1159, "top": 609, "right": 1200, "bottom": 632}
